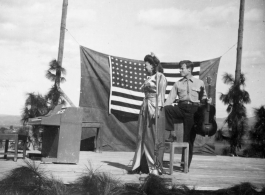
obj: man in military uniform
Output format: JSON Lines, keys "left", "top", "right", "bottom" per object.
{"left": 164, "top": 60, "right": 211, "bottom": 168}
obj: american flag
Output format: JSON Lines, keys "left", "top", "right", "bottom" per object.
{"left": 109, "top": 55, "right": 200, "bottom": 115}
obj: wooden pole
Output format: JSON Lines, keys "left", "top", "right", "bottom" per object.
{"left": 235, "top": 0, "right": 245, "bottom": 84}
{"left": 56, "top": 0, "right": 68, "bottom": 87}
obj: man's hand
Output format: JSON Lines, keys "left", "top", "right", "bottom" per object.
{"left": 172, "top": 103, "right": 178, "bottom": 106}
{"left": 145, "top": 82, "right": 151, "bottom": 87}
{"left": 201, "top": 98, "right": 212, "bottom": 104}
{"left": 207, "top": 98, "right": 212, "bottom": 104}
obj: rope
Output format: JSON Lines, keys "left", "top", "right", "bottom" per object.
{"left": 221, "top": 43, "right": 237, "bottom": 57}
{"left": 64, "top": 27, "right": 80, "bottom": 45}
{"left": 63, "top": 26, "right": 238, "bottom": 59}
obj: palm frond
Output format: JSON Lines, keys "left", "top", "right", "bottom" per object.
{"left": 60, "top": 66, "right": 66, "bottom": 75}
{"left": 46, "top": 70, "right": 56, "bottom": 82}
{"left": 48, "top": 59, "right": 66, "bottom": 75}
{"left": 48, "top": 59, "right": 59, "bottom": 71}
{"left": 60, "top": 77, "right": 66, "bottom": 83}
{"left": 222, "top": 73, "right": 234, "bottom": 85}
{"left": 219, "top": 93, "right": 231, "bottom": 105}
{"left": 226, "top": 104, "right": 232, "bottom": 113}
{"left": 241, "top": 90, "right": 251, "bottom": 104}
{"left": 239, "top": 73, "right": 246, "bottom": 86}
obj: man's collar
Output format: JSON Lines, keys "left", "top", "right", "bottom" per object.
{"left": 182, "top": 75, "right": 194, "bottom": 82}
{"left": 189, "top": 76, "right": 194, "bottom": 82}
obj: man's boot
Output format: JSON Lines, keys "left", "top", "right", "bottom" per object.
{"left": 165, "top": 132, "right": 177, "bottom": 142}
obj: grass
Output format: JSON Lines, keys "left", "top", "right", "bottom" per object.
{"left": 0, "top": 160, "right": 264, "bottom": 195}
{"left": 0, "top": 160, "right": 69, "bottom": 195}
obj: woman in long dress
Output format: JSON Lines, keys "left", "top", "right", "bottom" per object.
{"left": 130, "top": 53, "right": 167, "bottom": 175}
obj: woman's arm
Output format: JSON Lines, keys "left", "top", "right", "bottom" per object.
{"left": 157, "top": 73, "right": 167, "bottom": 108}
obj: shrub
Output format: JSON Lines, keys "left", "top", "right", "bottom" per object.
{"left": 0, "top": 160, "right": 70, "bottom": 195}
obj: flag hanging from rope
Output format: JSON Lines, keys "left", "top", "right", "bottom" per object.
{"left": 109, "top": 55, "right": 220, "bottom": 115}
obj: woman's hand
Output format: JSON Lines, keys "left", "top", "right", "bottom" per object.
{"left": 152, "top": 106, "right": 162, "bottom": 118}
{"left": 145, "top": 82, "right": 151, "bottom": 88}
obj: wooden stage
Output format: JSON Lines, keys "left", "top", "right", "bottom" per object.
{"left": 0, "top": 150, "right": 265, "bottom": 191}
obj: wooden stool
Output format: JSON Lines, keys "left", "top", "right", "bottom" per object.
{"left": 0, "top": 134, "right": 27, "bottom": 162}
{"left": 168, "top": 142, "right": 189, "bottom": 174}
{"left": 165, "top": 119, "right": 189, "bottom": 174}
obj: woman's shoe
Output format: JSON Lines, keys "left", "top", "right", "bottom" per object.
{"left": 149, "top": 168, "right": 163, "bottom": 175}
{"left": 149, "top": 169, "right": 159, "bottom": 175}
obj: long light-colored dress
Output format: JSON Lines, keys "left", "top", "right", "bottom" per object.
{"left": 131, "top": 72, "right": 167, "bottom": 174}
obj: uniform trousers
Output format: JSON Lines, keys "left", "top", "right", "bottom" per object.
{"left": 164, "top": 103, "right": 199, "bottom": 168}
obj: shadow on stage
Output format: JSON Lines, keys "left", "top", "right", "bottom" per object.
{"left": 102, "top": 161, "right": 132, "bottom": 172}
{"left": 102, "top": 160, "right": 184, "bottom": 174}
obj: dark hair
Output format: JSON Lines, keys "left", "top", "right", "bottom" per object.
{"left": 179, "top": 60, "right": 194, "bottom": 72}
{"left": 144, "top": 54, "right": 164, "bottom": 74}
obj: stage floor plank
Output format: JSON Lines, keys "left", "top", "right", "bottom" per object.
{"left": 1, "top": 151, "right": 265, "bottom": 191}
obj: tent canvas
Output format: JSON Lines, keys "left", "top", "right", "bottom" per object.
{"left": 79, "top": 46, "right": 221, "bottom": 155}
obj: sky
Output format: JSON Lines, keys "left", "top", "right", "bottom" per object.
{"left": 0, "top": 0, "right": 264, "bottom": 118}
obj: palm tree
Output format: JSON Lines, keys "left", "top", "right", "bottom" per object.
{"left": 219, "top": 73, "right": 251, "bottom": 155}
{"left": 46, "top": 59, "right": 66, "bottom": 85}
{"left": 21, "top": 93, "right": 49, "bottom": 124}
{"left": 45, "top": 59, "right": 66, "bottom": 109}
{"left": 21, "top": 93, "right": 49, "bottom": 149}
{"left": 45, "top": 85, "right": 66, "bottom": 110}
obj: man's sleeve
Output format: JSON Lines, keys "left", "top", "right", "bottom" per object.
{"left": 165, "top": 83, "right": 177, "bottom": 106}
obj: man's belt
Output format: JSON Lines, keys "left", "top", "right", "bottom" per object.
{"left": 178, "top": 101, "right": 200, "bottom": 106}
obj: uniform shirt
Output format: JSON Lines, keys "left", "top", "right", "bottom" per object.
{"left": 165, "top": 76, "right": 207, "bottom": 105}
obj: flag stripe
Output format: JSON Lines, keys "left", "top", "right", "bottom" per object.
{"left": 165, "top": 90, "right": 171, "bottom": 94}
{"left": 112, "top": 86, "right": 144, "bottom": 98}
{"left": 111, "top": 94, "right": 143, "bottom": 105}
{"left": 164, "top": 71, "right": 199, "bottom": 78}
{"left": 111, "top": 105, "right": 140, "bottom": 114}
{"left": 166, "top": 78, "right": 180, "bottom": 83}
{"left": 163, "top": 66, "right": 200, "bottom": 74}
{"left": 162, "top": 63, "right": 200, "bottom": 69}
{"left": 111, "top": 100, "right": 142, "bottom": 110}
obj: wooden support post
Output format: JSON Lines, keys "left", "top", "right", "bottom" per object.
{"left": 235, "top": 0, "right": 245, "bottom": 84}
{"left": 56, "top": 0, "right": 68, "bottom": 87}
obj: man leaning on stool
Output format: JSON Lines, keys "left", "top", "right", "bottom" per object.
{"left": 164, "top": 60, "right": 211, "bottom": 168}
